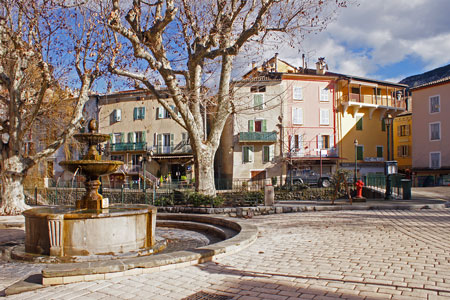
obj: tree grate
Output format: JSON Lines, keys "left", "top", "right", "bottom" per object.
{"left": 182, "top": 291, "right": 234, "bottom": 300}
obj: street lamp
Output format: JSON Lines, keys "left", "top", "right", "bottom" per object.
{"left": 141, "top": 149, "right": 154, "bottom": 192}
{"left": 384, "top": 117, "right": 394, "bottom": 199}
{"left": 354, "top": 139, "right": 358, "bottom": 185}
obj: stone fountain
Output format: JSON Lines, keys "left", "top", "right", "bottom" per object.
{"left": 23, "top": 120, "right": 158, "bottom": 258}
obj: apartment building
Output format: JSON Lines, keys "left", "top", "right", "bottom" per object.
{"left": 393, "top": 112, "right": 412, "bottom": 173}
{"left": 218, "top": 55, "right": 408, "bottom": 184}
{"left": 96, "top": 90, "right": 193, "bottom": 187}
{"left": 411, "top": 77, "right": 450, "bottom": 186}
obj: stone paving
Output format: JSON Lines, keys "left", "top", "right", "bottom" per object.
{"left": 2, "top": 209, "right": 450, "bottom": 299}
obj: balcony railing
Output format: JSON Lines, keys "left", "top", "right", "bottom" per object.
{"left": 110, "top": 142, "right": 147, "bottom": 152}
{"left": 239, "top": 131, "right": 277, "bottom": 142}
{"left": 343, "top": 94, "right": 406, "bottom": 109}
{"left": 148, "top": 143, "right": 192, "bottom": 155}
{"left": 287, "top": 147, "right": 338, "bottom": 158}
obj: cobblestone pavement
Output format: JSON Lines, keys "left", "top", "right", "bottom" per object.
{"left": 3, "top": 209, "right": 450, "bottom": 299}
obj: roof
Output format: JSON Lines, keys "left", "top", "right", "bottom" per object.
{"left": 410, "top": 76, "right": 450, "bottom": 91}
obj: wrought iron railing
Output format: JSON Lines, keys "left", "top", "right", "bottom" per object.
{"left": 239, "top": 131, "right": 277, "bottom": 142}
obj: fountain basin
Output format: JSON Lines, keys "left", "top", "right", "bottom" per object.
{"left": 23, "top": 205, "right": 157, "bottom": 257}
{"left": 59, "top": 160, "right": 123, "bottom": 177}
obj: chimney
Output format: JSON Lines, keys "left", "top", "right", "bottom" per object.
{"left": 274, "top": 53, "right": 279, "bottom": 72}
{"left": 302, "top": 54, "right": 305, "bottom": 69}
{"left": 316, "top": 57, "right": 328, "bottom": 75}
{"left": 252, "top": 61, "right": 256, "bottom": 69}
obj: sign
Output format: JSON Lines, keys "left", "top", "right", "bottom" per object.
{"left": 364, "top": 157, "right": 384, "bottom": 162}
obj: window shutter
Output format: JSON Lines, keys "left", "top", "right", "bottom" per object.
{"left": 156, "top": 107, "right": 159, "bottom": 119}
{"left": 320, "top": 109, "right": 329, "bottom": 125}
{"left": 153, "top": 133, "right": 157, "bottom": 146}
{"left": 356, "top": 116, "right": 363, "bottom": 130}
{"left": 133, "top": 108, "right": 138, "bottom": 120}
{"left": 249, "top": 147, "right": 253, "bottom": 162}
{"left": 269, "top": 145, "right": 274, "bottom": 161}
{"left": 141, "top": 107, "right": 145, "bottom": 119}
{"left": 293, "top": 108, "right": 303, "bottom": 124}
{"left": 128, "top": 132, "right": 133, "bottom": 143}
{"left": 243, "top": 147, "right": 248, "bottom": 163}
{"left": 397, "top": 126, "right": 401, "bottom": 136}
{"left": 357, "top": 146, "right": 363, "bottom": 160}
{"left": 293, "top": 87, "right": 303, "bottom": 100}
{"left": 142, "top": 131, "right": 146, "bottom": 143}
{"left": 262, "top": 120, "right": 267, "bottom": 132}
{"left": 109, "top": 134, "right": 113, "bottom": 143}
{"left": 248, "top": 120, "right": 254, "bottom": 132}
{"left": 405, "top": 125, "right": 410, "bottom": 136}
{"left": 377, "top": 146, "right": 383, "bottom": 158}
{"left": 157, "top": 134, "right": 162, "bottom": 153}
{"left": 397, "top": 146, "right": 401, "bottom": 157}
{"left": 158, "top": 106, "right": 164, "bottom": 119}
{"left": 170, "top": 105, "right": 175, "bottom": 118}
{"left": 120, "top": 133, "right": 125, "bottom": 143}
{"left": 320, "top": 88, "right": 329, "bottom": 101}
{"left": 381, "top": 120, "right": 386, "bottom": 131}
{"left": 170, "top": 133, "right": 174, "bottom": 152}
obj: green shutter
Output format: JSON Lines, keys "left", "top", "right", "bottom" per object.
{"left": 243, "top": 147, "right": 249, "bottom": 163}
{"left": 254, "top": 94, "right": 263, "bottom": 110}
{"left": 170, "top": 133, "right": 174, "bottom": 152}
{"left": 262, "top": 120, "right": 267, "bottom": 132}
{"left": 109, "top": 133, "right": 113, "bottom": 143}
{"left": 141, "top": 107, "right": 145, "bottom": 119}
{"left": 133, "top": 108, "right": 138, "bottom": 120}
{"left": 377, "top": 146, "right": 383, "bottom": 158}
{"left": 356, "top": 117, "right": 363, "bottom": 130}
{"left": 248, "top": 120, "right": 254, "bottom": 132}
{"left": 142, "top": 131, "right": 146, "bottom": 142}
{"left": 381, "top": 120, "right": 386, "bottom": 131}
{"left": 120, "top": 133, "right": 125, "bottom": 143}
{"left": 128, "top": 132, "right": 133, "bottom": 143}
{"left": 357, "top": 146, "right": 363, "bottom": 160}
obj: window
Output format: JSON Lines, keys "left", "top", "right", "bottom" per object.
{"left": 247, "top": 120, "right": 267, "bottom": 132}
{"left": 356, "top": 116, "right": 363, "bottom": 131}
{"left": 430, "top": 152, "right": 441, "bottom": 169}
{"left": 113, "top": 133, "right": 124, "bottom": 144}
{"left": 294, "top": 135, "right": 303, "bottom": 150}
{"left": 156, "top": 106, "right": 170, "bottom": 119}
{"left": 110, "top": 155, "right": 124, "bottom": 161}
{"left": 293, "top": 87, "right": 303, "bottom": 100}
{"left": 263, "top": 145, "right": 274, "bottom": 163}
{"left": 242, "top": 146, "right": 254, "bottom": 163}
{"left": 253, "top": 94, "right": 264, "bottom": 110}
{"left": 430, "top": 122, "right": 440, "bottom": 141}
{"left": 376, "top": 146, "right": 383, "bottom": 158}
{"left": 318, "top": 135, "right": 330, "bottom": 149}
{"left": 135, "top": 131, "right": 145, "bottom": 143}
{"left": 398, "top": 125, "right": 410, "bottom": 136}
{"left": 292, "top": 107, "right": 303, "bottom": 125}
{"left": 320, "top": 88, "right": 329, "bottom": 102}
{"left": 381, "top": 120, "right": 386, "bottom": 132}
{"left": 320, "top": 109, "right": 330, "bottom": 125}
{"left": 356, "top": 145, "right": 363, "bottom": 160}
{"left": 351, "top": 87, "right": 360, "bottom": 94}
{"left": 156, "top": 133, "right": 174, "bottom": 153}
{"left": 397, "top": 145, "right": 410, "bottom": 158}
{"left": 133, "top": 107, "right": 145, "bottom": 120}
{"left": 429, "top": 95, "right": 440, "bottom": 113}
{"left": 112, "top": 109, "right": 121, "bottom": 122}
{"left": 250, "top": 86, "right": 266, "bottom": 93}
{"left": 127, "top": 132, "right": 135, "bottom": 143}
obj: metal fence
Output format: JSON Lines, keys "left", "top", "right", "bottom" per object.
{"left": 363, "top": 173, "right": 405, "bottom": 198}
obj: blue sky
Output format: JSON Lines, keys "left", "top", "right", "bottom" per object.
{"left": 236, "top": 0, "right": 450, "bottom": 83}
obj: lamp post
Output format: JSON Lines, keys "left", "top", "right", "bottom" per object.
{"left": 384, "top": 117, "right": 393, "bottom": 199}
{"left": 354, "top": 139, "right": 358, "bottom": 185}
{"left": 141, "top": 149, "right": 154, "bottom": 192}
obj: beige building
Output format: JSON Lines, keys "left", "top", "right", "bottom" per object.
{"left": 411, "top": 77, "right": 450, "bottom": 186}
{"left": 96, "top": 90, "right": 193, "bottom": 187}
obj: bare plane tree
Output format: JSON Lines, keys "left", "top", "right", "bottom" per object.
{"left": 0, "top": 1, "right": 109, "bottom": 215}
{"left": 107, "top": 0, "right": 347, "bottom": 195}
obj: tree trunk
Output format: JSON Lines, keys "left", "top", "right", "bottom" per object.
{"left": 0, "top": 171, "right": 30, "bottom": 215}
{"left": 194, "top": 145, "right": 216, "bottom": 196}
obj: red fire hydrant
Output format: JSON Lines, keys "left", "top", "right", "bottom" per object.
{"left": 355, "top": 180, "right": 364, "bottom": 198}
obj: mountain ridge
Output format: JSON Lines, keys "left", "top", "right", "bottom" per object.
{"left": 399, "top": 64, "right": 450, "bottom": 87}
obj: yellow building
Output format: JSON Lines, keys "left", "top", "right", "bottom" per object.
{"left": 393, "top": 112, "right": 412, "bottom": 172}
{"left": 335, "top": 77, "right": 408, "bottom": 178}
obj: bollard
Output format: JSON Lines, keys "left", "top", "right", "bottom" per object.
{"left": 401, "top": 179, "right": 411, "bottom": 200}
{"left": 264, "top": 185, "right": 274, "bottom": 206}
{"left": 121, "top": 185, "right": 124, "bottom": 204}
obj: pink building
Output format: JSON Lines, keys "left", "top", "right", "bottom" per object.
{"left": 411, "top": 77, "right": 450, "bottom": 186}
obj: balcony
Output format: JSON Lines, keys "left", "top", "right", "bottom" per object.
{"left": 287, "top": 146, "right": 339, "bottom": 159}
{"left": 239, "top": 131, "right": 277, "bottom": 143}
{"left": 341, "top": 94, "right": 406, "bottom": 119}
{"left": 110, "top": 142, "right": 147, "bottom": 152}
{"left": 148, "top": 143, "right": 192, "bottom": 155}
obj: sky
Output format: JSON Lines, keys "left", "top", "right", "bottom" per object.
{"left": 236, "top": 0, "right": 450, "bottom": 83}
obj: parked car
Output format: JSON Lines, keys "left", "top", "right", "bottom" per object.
{"left": 290, "top": 169, "right": 331, "bottom": 188}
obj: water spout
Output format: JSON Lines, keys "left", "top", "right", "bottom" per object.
{"left": 72, "top": 167, "right": 80, "bottom": 188}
